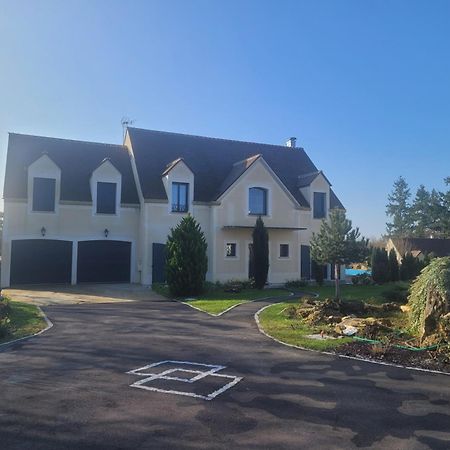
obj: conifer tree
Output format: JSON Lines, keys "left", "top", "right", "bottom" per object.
{"left": 388, "top": 248, "right": 400, "bottom": 282}
{"left": 371, "top": 247, "right": 390, "bottom": 283}
{"left": 252, "top": 217, "right": 269, "bottom": 289}
{"left": 386, "top": 176, "right": 412, "bottom": 237}
{"left": 310, "top": 210, "right": 368, "bottom": 299}
{"left": 166, "top": 215, "right": 208, "bottom": 296}
{"left": 411, "top": 185, "right": 431, "bottom": 237}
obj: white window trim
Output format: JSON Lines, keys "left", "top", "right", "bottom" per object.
{"left": 224, "top": 241, "right": 239, "bottom": 260}
{"left": 27, "top": 155, "right": 61, "bottom": 216}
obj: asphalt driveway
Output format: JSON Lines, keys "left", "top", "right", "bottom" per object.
{"left": 0, "top": 286, "right": 449, "bottom": 449}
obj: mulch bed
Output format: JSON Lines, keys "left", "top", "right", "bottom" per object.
{"left": 337, "top": 341, "right": 450, "bottom": 374}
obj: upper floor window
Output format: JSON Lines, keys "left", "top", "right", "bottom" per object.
{"left": 172, "top": 182, "right": 189, "bottom": 213}
{"left": 33, "top": 177, "right": 56, "bottom": 212}
{"left": 313, "top": 192, "right": 326, "bottom": 219}
{"left": 249, "top": 187, "right": 267, "bottom": 215}
{"left": 97, "top": 182, "right": 117, "bottom": 214}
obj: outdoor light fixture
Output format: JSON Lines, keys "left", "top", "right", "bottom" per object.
{"left": 41, "top": 227, "right": 46, "bottom": 237}
{"left": 104, "top": 228, "right": 109, "bottom": 238}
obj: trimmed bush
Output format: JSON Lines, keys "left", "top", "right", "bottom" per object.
{"left": 388, "top": 249, "right": 400, "bottom": 282}
{"left": 400, "top": 252, "right": 421, "bottom": 281}
{"left": 252, "top": 217, "right": 269, "bottom": 289}
{"left": 285, "top": 279, "right": 308, "bottom": 289}
{"left": 166, "top": 215, "right": 208, "bottom": 297}
{"left": 371, "top": 248, "right": 389, "bottom": 283}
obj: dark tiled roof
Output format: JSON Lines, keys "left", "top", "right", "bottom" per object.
{"left": 391, "top": 238, "right": 450, "bottom": 257}
{"left": 128, "top": 128, "right": 343, "bottom": 209}
{"left": 3, "top": 133, "right": 139, "bottom": 204}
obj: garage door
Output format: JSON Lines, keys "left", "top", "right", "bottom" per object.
{"left": 10, "top": 239, "right": 73, "bottom": 285}
{"left": 77, "top": 240, "right": 131, "bottom": 283}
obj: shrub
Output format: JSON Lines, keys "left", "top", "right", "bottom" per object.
{"left": 0, "top": 316, "right": 11, "bottom": 339}
{"left": 400, "top": 252, "right": 421, "bottom": 281}
{"left": 166, "top": 215, "right": 208, "bottom": 297}
{"left": 408, "top": 257, "right": 450, "bottom": 340}
{"left": 381, "top": 284, "right": 409, "bottom": 303}
{"left": 388, "top": 249, "right": 400, "bottom": 282}
{"left": 285, "top": 279, "right": 308, "bottom": 289}
{"left": 311, "top": 260, "right": 324, "bottom": 286}
{"left": 371, "top": 247, "right": 389, "bottom": 283}
{"left": 352, "top": 273, "right": 372, "bottom": 285}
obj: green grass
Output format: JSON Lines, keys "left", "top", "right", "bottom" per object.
{"left": 258, "top": 300, "right": 353, "bottom": 350}
{"left": 0, "top": 300, "right": 47, "bottom": 345}
{"left": 301, "top": 281, "right": 410, "bottom": 304}
{"left": 152, "top": 283, "right": 289, "bottom": 315}
{"left": 258, "top": 282, "right": 411, "bottom": 351}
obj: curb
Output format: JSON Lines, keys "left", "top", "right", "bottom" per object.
{"left": 0, "top": 306, "right": 53, "bottom": 351}
{"left": 254, "top": 302, "right": 450, "bottom": 377}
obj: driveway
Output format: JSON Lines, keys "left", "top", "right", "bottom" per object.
{"left": 0, "top": 286, "right": 449, "bottom": 449}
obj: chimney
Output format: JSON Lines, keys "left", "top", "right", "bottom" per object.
{"left": 286, "top": 137, "right": 296, "bottom": 148}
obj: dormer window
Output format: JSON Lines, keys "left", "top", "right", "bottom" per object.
{"left": 32, "top": 177, "right": 56, "bottom": 212}
{"left": 313, "top": 192, "right": 326, "bottom": 219}
{"left": 172, "top": 182, "right": 189, "bottom": 213}
{"left": 97, "top": 182, "right": 117, "bottom": 214}
{"left": 249, "top": 187, "right": 267, "bottom": 215}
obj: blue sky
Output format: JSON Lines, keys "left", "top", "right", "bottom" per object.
{"left": 1, "top": 0, "right": 449, "bottom": 237}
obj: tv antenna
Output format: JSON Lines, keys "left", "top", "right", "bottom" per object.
{"left": 121, "top": 116, "right": 135, "bottom": 140}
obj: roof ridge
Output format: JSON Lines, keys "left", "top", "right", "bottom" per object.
{"left": 298, "top": 170, "right": 320, "bottom": 178}
{"left": 127, "top": 127, "right": 305, "bottom": 151}
{"left": 9, "top": 132, "right": 124, "bottom": 149}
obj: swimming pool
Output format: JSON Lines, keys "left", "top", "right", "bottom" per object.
{"left": 345, "top": 268, "right": 372, "bottom": 277}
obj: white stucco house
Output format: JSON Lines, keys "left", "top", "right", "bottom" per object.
{"left": 1, "top": 128, "right": 345, "bottom": 287}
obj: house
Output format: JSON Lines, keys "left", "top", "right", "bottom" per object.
{"left": 386, "top": 237, "right": 450, "bottom": 262}
{"left": 1, "top": 128, "right": 345, "bottom": 287}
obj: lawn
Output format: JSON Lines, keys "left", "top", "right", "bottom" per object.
{"left": 258, "top": 282, "right": 411, "bottom": 351}
{"left": 0, "top": 300, "right": 48, "bottom": 345}
{"left": 301, "top": 281, "right": 410, "bottom": 304}
{"left": 152, "top": 283, "right": 289, "bottom": 315}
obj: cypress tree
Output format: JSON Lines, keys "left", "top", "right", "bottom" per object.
{"left": 252, "top": 217, "right": 269, "bottom": 289}
{"left": 388, "top": 248, "right": 400, "bottom": 282}
{"left": 166, "top": 215, "right": 208, "bottom": 296}
{"left": 371, "top": 247, "right": 390, "bottom": 283}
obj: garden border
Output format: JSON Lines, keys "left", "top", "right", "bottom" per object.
{"left": 254, "top": 302, "right": 450, "bottom": 377}
{"left": 0, "top": 306, "right": 53, "bottom": 351}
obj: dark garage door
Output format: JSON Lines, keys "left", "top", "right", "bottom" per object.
{"left": 10, "top": 239, "right": 72, "bottom": 285}
{"left": 77, "top": 240, "right": 131, "bottom": 283}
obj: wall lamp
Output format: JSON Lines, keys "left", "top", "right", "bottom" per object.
{"left": 41, "top": 227, "right": 46, "bottom": 237}
{"left": 104, "top": 228, "right": 109, "bottom": 238}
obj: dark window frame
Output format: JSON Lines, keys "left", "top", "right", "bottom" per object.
{"left": 96, "top": 181, "right": 117, "bottom": 215}
{"left": 226, "top": 243, "right": 237, "bottom": 258}
{"left": 32, "top": 177, "right": 56, "bottom": 212}
{"left": 249, "top": 187, "right": 268, "bottom": 216}
{"left": 313, "top": 192, "right": 327, "bottom": 219}
{"left": 172, "top": 182, "right": 189, "bottom": 213}
{"left": 279, "top": 244, "right": 290, "bottom": 258}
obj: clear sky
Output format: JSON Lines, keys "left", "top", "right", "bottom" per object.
{"left": 1, "top": 0, "right": 449, "bottom": 238}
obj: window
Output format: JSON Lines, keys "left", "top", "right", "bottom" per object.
{"left": 279, "top": 244, "right": 289, "bottom": 258}
{"left": 313, "top": 192, "right": 326, "bottom": 219}
{"left": 172, "top": 182, "right": 189, "bottom": 212}
{"left": 249, "top": 187, "right": 267, "bottom": 215}
{"left": 32, "top": 177, "right": 56, "bottom": 212}
{"left": 226, "top": 243, "right": 237, "bottom": 257}
{"left": 97, "top": 182, "right": 117, "bottom": 214}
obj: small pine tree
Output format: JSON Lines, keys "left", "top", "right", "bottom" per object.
{"left": 166, "top": 215, "right": 208, "bottom": 296}
{"left": 388, "top": 248, "right": 400, "bottom": 282}
{"left": 310, "top": 210, "right": 369, "bottom": 299}
{"left": 252, "top": 217, "right": 269, "bottom": 289}
{"left": 371, "top": 247, "right": 390, "bottom": 283}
